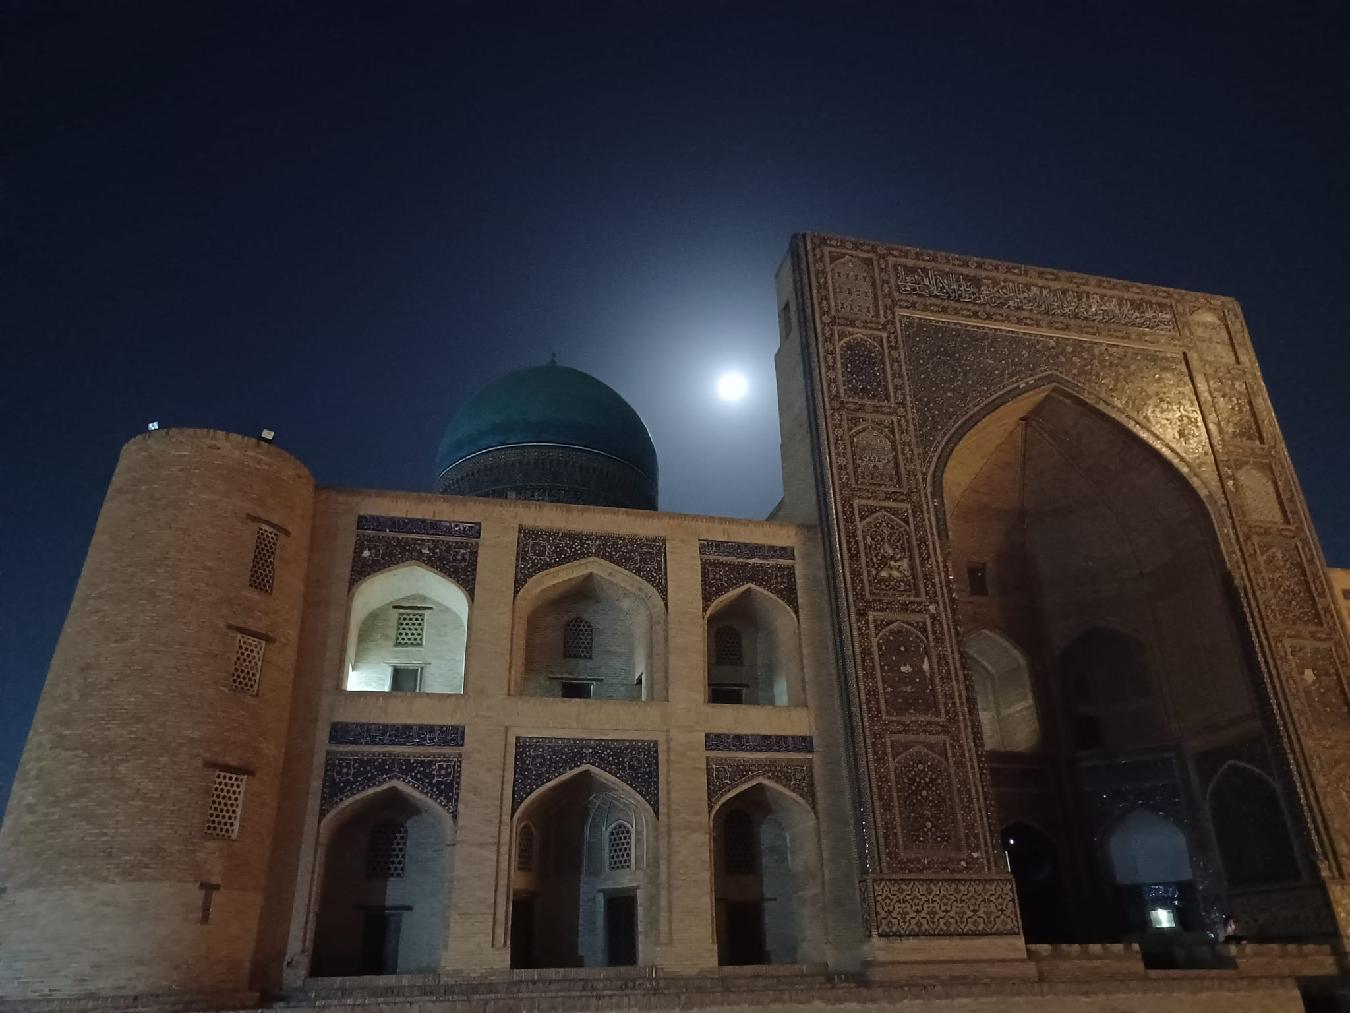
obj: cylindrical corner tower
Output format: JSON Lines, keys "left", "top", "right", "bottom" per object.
{"left": 0, "top": 429, "right": 314, "bottom": 1002}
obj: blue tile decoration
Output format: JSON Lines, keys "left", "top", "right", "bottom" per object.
{"left": 704, "top": 733, "right": 813, "bottom": 754}
{"left": 698, "top": 539, "right": 794, "bottom": 561}
{"left": 512, "top": 736, "right": 659, "bottom": 815}
{"left": 699, "top": 541, "right": 799, "bottom": 615}
{"left": 320, "top": 751, "right": 462, "bottom": 819}
{"left": 706, "top": 756, "right": 815, "bottom": 812}
{"left": 516, "top": 527, "right": 667, "bottom": 604}
{"left": 349, "top": 516, "right": 480, "bottom": 592}
{"left": 357, "top": 515, "right": 481, "bottom": 539}
{"left": 328, "top": 722, "right": 465, "bottom": 748}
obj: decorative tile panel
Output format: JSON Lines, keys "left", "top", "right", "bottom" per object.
{"left": 1255, "top": 535, "right": 1322, "bottom": 628}
{"left": 512, "top": 736, "right": 659, "bottom": 815}
{"left": 698, "top": 540, "right": 794, "bottom": 561}
{"left": 706, "top": 756, "right": 815, "bottom": 811}
{"left": 320, "top": 751, "right": 462, "bottom": 819}
{"left": 704, "top": 733, "right": 813, "bottom": 754}
{"left": 349, "top": 516, "right": 480, "bottom": 594}
{"left": 516, "top": 527, "right": 667, "bottom": 604}
{"left": 357, "top": 515, "right": 481, "bottom": 539}
{"left": 328, "top": 722, "right": 465, "bottom": 748}
{"left": 700, "top": 552, "right": 798, "bottom": 615}
{"left": 865, "top": 876, "right": 1020, "bottom": 936}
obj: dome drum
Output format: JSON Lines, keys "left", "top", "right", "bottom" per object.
{"left": 438, "top": 443, "right": 657, "bottom": 510}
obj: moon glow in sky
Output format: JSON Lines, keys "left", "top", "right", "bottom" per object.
{"left": 716, "top": 371, "right": 748, "bottom": 401}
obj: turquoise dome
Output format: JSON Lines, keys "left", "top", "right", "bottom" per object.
{"left": 435, "top": 365, "right": 658, "bottom": 483}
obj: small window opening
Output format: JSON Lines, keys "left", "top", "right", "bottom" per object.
{"left": 709, "top": 685, "right": 745, "bottom": 705}
{"left": 561, "top": 680, "right": 593, "bottom": 699}
{"left": 205, "top": 769, "right": 247, "bottom": 839}
{"left": 366, "top": 820, "right": 408, "bottom": 879}
{"left": 607, "top": 821, "right": 634, "bottom": 871}
{"left": 230, "top": 633, "right": 266, "bottom": 695}
{"left": 390, "top": 665, "right": 423, "bottom": 692}
{"left": 394, "top": 609, "right": 426, "bottom": 647}
{"left": 713, "top": 625, "right": 744, "bottom": 666}
{"left": 248, "top": 526, "right": 279, "bottom": 593}
{"left": 723, "top": 809, "right": 757, "bottom": 875}
{"left": 563, "top": 617, "right": 593, "bottom": 659}
{"left": 517, "top": 823, "right": 536, "bottom": 872}
{"left": 967, "top": 563, "right": 989, "bottom": 597}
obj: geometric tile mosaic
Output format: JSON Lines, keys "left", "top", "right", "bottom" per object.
{"left": 512, "top": 736, "right": 659, "bottom": 816}
{"left": 328, "top": 722, "right": 465, "bottom": 748}
{"left": 320, "top": 751, "right": 462, "bottom": 819}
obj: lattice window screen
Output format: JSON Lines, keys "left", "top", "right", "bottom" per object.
{"left": 394, "top": 609, "right": 426, "bottom": 647}
{"left": 230, "top": 634, "right": 266, "bottom": 695}
{"left": 563, "top": 617, "right": 593, "bottom": 659}
{"left": 205, "top": 770, "right": 247, "bottom": 839}
{"left": 366, "top": 820, "right": 408, "bottom": 878}
{"left": 713, "top": 625, "right": 744, "bottom": 666}
{"left": 516, "top": 823, "right": 536, "bottom": 872}
{"left": 248, "top": 526, "right": 279, "bottom": 593}
{"left": 607, "top": 821, "right": 633, "bottom": 871}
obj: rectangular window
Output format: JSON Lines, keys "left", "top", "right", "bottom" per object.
{"left": 1342, "top": 588, "right": 1350, "bottom": 601}
{"left": 560, "top": 680, "right": 593, "bottom": 699}
{"left": 394, "top": 609, "right": 426, "bottom": 647}
{"left": 390, "top": 665, "right": 423, "bottom": 692}
{"left": 205, "top": 769, "right": 247, "bottom": 839}
{"left": 709, "top": 685, "right": 745, "bottom": 705}
{"left": 967, "top": 562, "right": 989, "bottom": 597}
{"left": 230, "top": 633, "right": 266, "bottom": 695}
{"left": 248, "top": 526, "right": 279, "bottom": 593}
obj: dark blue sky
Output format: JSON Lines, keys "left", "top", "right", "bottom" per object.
{"left": 3, "top": 2, "right": 1347, "bottom": 804}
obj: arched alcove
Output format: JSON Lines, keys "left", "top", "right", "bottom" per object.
{"left": 710, "top": 781, "right": 825, "bottom": 966}
{"left": 345, "top": 564, "right": 470, "bottom": 694}
{"left": 1208, "top": 762, "right": 1300, "bottom": 888}
{"left": 512, "top": 559, "right": 666, "bottom": 701}
{"left": 704, "top": 585, "right": 804, "bottom": 706}
{"left": 962, "top": 630, "right": 1039, "bottom": 751}
{"left": 939, "top": 384, "right": 1315, "bottom": 943}
{"left": 1002, "top": 822, "right": 1066, "bottom": 943}
{"left": 509, "top": 768, "right": 659, "bottom": 968}
{"left": 310, "top": 785, "right": 454, "bottom": 976}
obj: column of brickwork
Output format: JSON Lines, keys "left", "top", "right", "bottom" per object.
{"left": 0, "top": 428, "right": 313, "bottom": 1001}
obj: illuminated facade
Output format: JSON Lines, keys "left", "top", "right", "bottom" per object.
{"left": 3, "top": 234, "right": 1349, "bottom": 1012}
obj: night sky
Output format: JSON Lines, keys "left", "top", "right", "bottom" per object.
{"left": 3, "top": 2, "right": 1347, "bottom": 806}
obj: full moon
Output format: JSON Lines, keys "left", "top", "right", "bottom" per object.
{"left": 716, "top": 371, "right": 748, "bottom": 401}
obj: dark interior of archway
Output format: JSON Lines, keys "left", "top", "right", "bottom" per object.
{"left": 944, "top": 389, "right": 1321, "bottom": 946}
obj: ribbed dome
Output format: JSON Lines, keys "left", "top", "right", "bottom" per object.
{"left": 434, "top": 365, "right": 658, "bottom": 509}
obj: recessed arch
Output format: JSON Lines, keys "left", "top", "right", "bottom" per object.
{"left": 310, "top": 783, "right": 455, "bottom": 977}
{"left": 344, "top": 562, "right": 471, "bottom": 694}
{"left": 962, "top": 629, "right": 1039, "bottom": 752}
{"left": 936, "top": 377, "right": 1319, "bottom": 942}
{"left": 508, "top": 765, "right": 659, "bottom": 969}
{"left": 512, "top": 556, "right": 667, "bottom": 701}
{"left": 708, "top": 779, "right": 825, "bottom": 966}
{"left": 1206, "top": 761, "right": 1301, "bottom": 888}
{"left": 704, "top": 584, "right": 804, "bottom": 707}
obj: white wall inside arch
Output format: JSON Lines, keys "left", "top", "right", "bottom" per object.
{"left": 705, "top": 586, "right": 804, "bottom": 707}
{"left": 962, "top": 629, "right": 1039, "bottom": 752}
{"left": 345, "top": 565, "right": 470, "bottom": 694}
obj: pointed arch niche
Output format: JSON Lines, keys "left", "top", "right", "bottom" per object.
{"left": 705, "top": 586, "right": 804, "bottom": 707}
{"left": 509, "top": 768, "right": 660, "bottom": 969}
{"left": 345, "top": 563, "right": 470, "bottom": 694}
{"left": 310, "top": 785, "right": 455, "bottom": 976}
{"left": 512, "top": 558, "right": 667, "bottom": 702}
{"left": 710, "top": 780, "right": 825, "bottom": 966}
{"left": 962, "top": 630, "right": 1039, "bottom": 752}
{"left": 939, "top": 384, "right": 1316, "bottom": 942}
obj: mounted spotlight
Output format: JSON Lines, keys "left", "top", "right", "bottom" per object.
{"left": 147, "top": 422, "right": 160, "bottom": 431}
{"left": 260, "top": 429, "right": 275, "bottom": 442}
